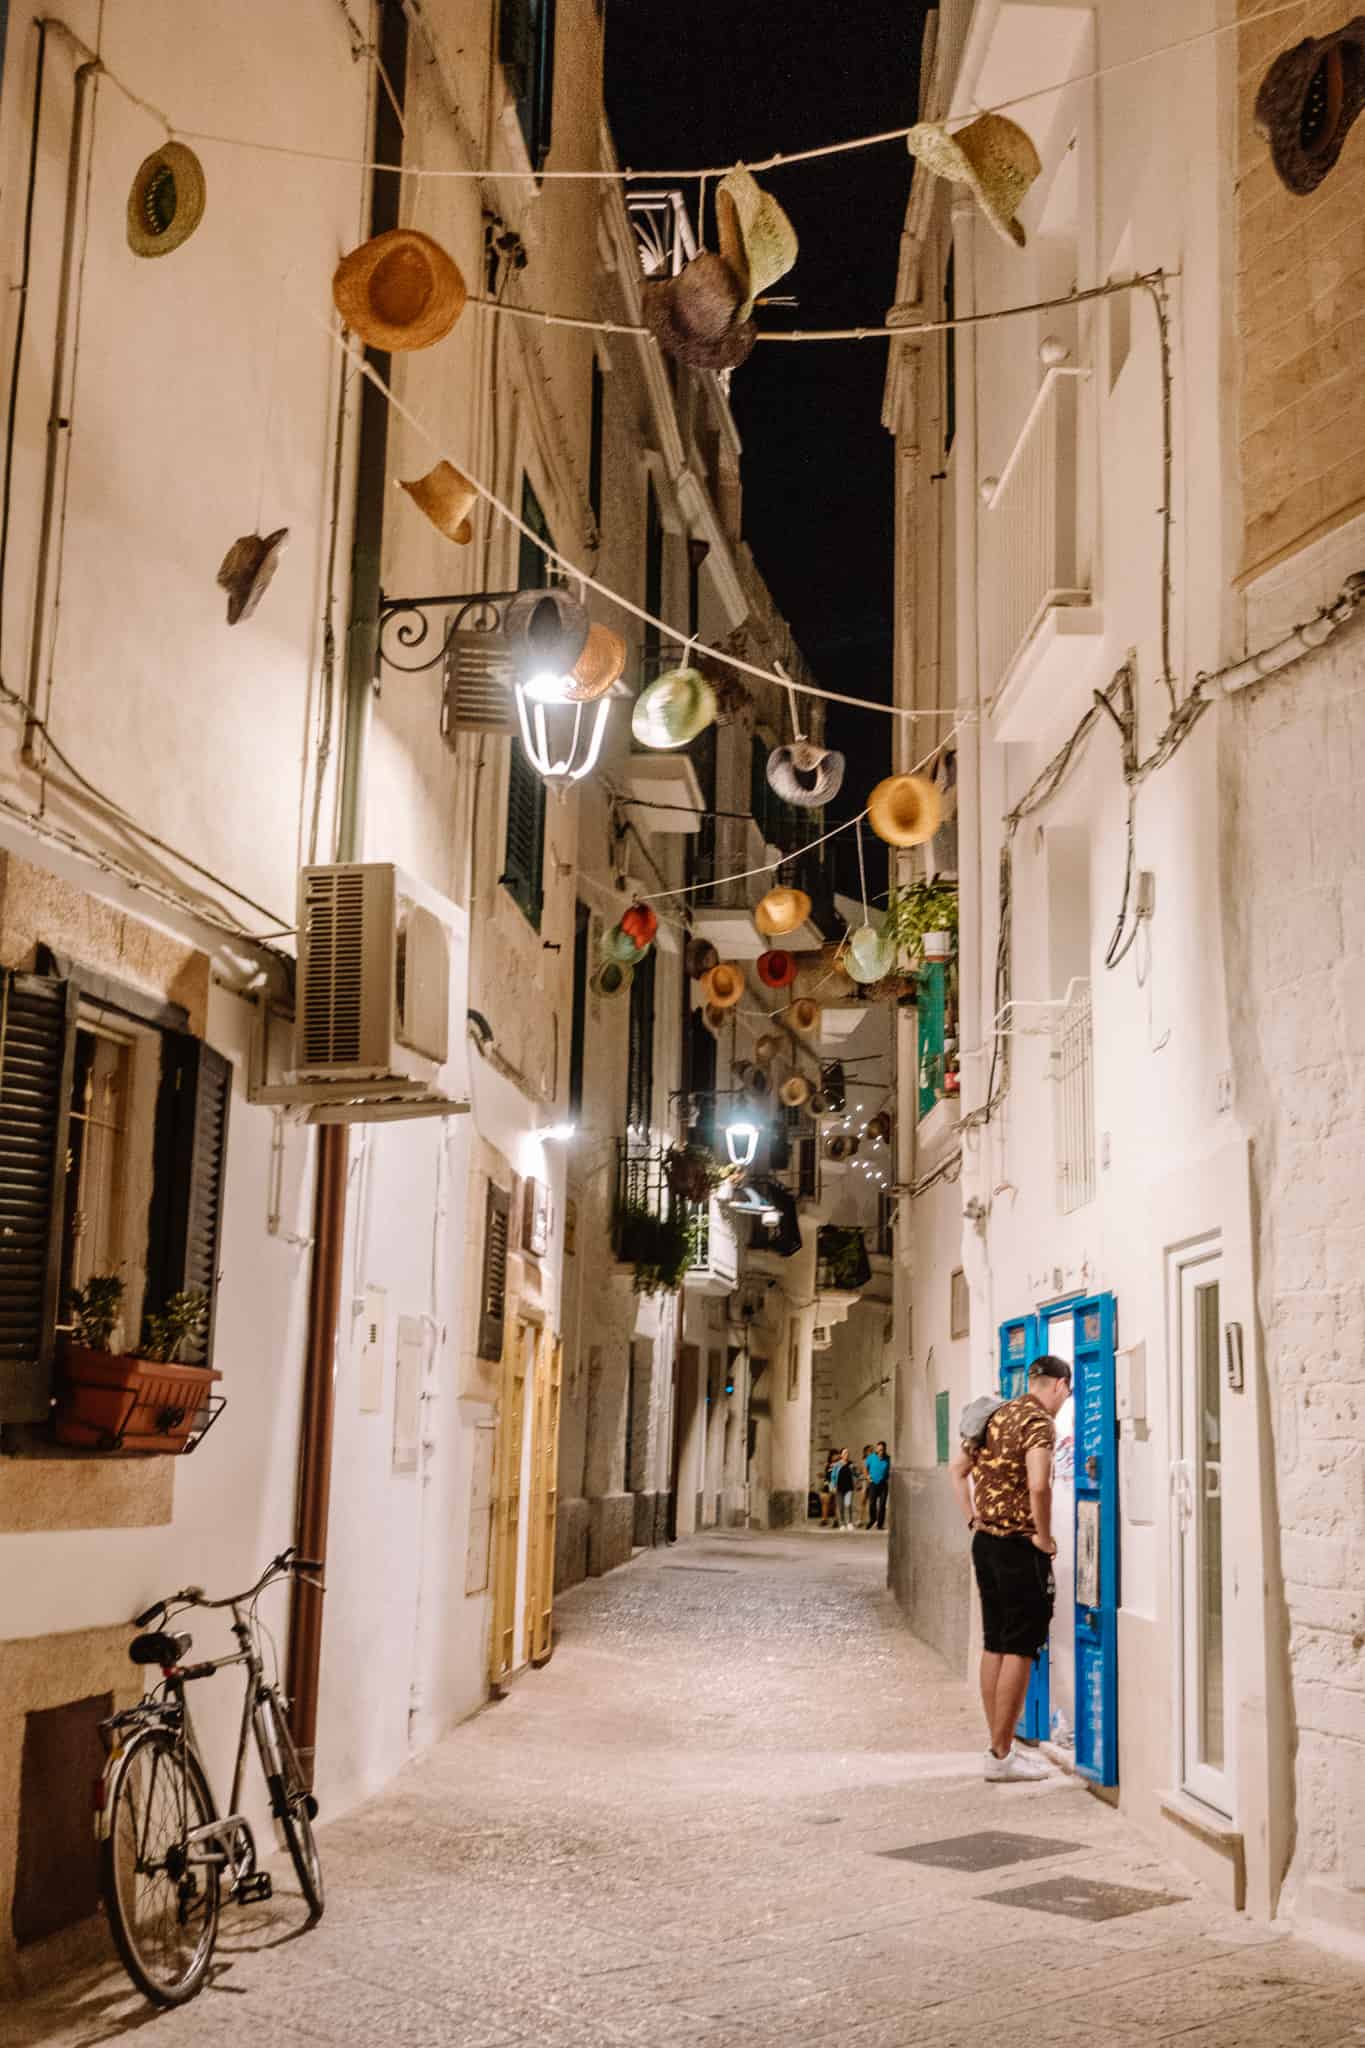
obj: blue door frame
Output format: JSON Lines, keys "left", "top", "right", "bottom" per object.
{"left": 996, "top": 1296, "right": 1119, "bottom": 1785}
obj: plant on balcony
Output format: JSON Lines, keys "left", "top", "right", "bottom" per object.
{"left": 614, "top": 1198, "right": 698, "bottom": 1295}
{"left": 816, "top": 1226, "right": 872, "bottom": 1293}
{"left": 141, "top": 1289, "right": 209, "bottom": 1363}
{"left": 883, "top": 879, "right": 958, "bottom": 963}
{"left": 665, "top": 1143, "right": 727, "bottom": 1204}
{"left": 55, "top": 1277, "right": 220, "bottom": 1454}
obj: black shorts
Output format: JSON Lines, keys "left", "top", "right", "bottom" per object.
{"left": 972, "top": 1530, "right": 1054, "bottom": 1658}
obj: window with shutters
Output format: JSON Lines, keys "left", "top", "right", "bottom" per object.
{"left": 502, "top": 475, "right": 551, "bottom": 927}
{"left": 588, "top": 358, "right": 604, "bottom": 533}
{"left": 0, "top": 963, "right": 232, "bottom": 1429}
{"left": 500, "top": 0, "right": 557, "bottom": 173}
{"left": 568, "top": 902, "right": 589, "bottom": 1117}
{"left": 477, "top": 1182, "right": 511, "bottom": 1362}
{"left": 626, "top": 946, "right": 656, "bottom": 1136}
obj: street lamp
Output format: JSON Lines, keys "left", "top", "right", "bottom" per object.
{"left": 724, "top": 1119, "right": 759, "bottom": 1168}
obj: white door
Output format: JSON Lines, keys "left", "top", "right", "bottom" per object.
{"left": 1175, "top": 1249, "right": 1233, "bottom": 1815}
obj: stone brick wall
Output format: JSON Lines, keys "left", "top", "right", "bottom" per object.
{"left": 1237, "top": 0, "right": 1365, "bottom": 577}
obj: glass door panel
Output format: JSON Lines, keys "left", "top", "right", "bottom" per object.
{"left": 1178, "top": 1254, "right": 1232, "bottom": 1814}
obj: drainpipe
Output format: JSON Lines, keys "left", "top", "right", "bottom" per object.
{"left": 22, "top": 41, "right": 100, "bottom": 759}
{"left": 1199, "top": 573, "right": 1365, "bottom": 698}
{"left": 286, "top": 0, "right": 409, "bottom": 1782}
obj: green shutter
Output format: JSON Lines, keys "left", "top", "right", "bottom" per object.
{"left": 503, "top": 743, "right": 545, "bottom": 927}
{"left": 626, "top": 948, "right": 656, "bottom": 1133}
{"left": 146, "top": 1035, "right": 232, "bottom": 1368}
{"left": 0, "top": 973, "right": 77, "bottom": 1421}
{"left": 935, "top": 1389, "right": 950, "bottom": 1465}
{"left": 918, "top": 961, "right": 946, "bottom": 1115}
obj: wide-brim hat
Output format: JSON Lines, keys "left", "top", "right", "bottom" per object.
{"left": 756, "top": 949, "right": 797, "bottom": 989}
{"left": 754, "top": 886, "right": 812, "bottom": 937}
{"left": 686, "top": 936, "right": 719, "bottom": 980}
{"left": 766, "top": 742, "right": 845, "bottom": 808}
{"left": 632, "top": 667, "right": 717, "bottom": 749}
{"left": 642, "top": 252, "right": 757, "bottom": 371}
{"left": 715, "top": 166, "right": 799, "bottom": 322}
{"left": 565, "top": 624, "right": 627, "bottom": 703}
{"left": 217, "top": 528, "right": 288, "bottom": 626}
{"left": 753, "top": 1033, "right": 782, "bottom": 1066}
{"left": 868, "top": 772, "right": 944, "bottom": 848}
{"left": 702, "top": 1001, "right": 730, "bottom": 1034}
{"left": 845, "top": 923, "right": 895, "bottom": 985}
{"left": 620, "top": 903, "right": 659, "bottom": 948}
{"left": 808, "top": 1090, "right": 831, "bottom": 1116}
{"left": 701, "top": 962, "right": 744, "bottom": 1008}
{"left": 503, "top": 587, "right": 591, "bottom": 675}
{"left": 1255, "top": 23, "right": 1365, "bottom": 194}
{"left": 825, "top": 1133, "right": 860, "bottom": 1162}
{"left": 745, "top": 1070, "right": 773, "bottom": 1102}
{"left": 591, "top": 959, "right": 634, "bottom": 999}
{"left": 127, "top": 143, "right": 207, "bottom": 258}
{"left": 783, "top": 998, "right": 820, "bottom": 1038}
{"left": 905, "top": 114, "right": 1041, "bottom": 249}
{"left": 864, "top": 1112, "right": 892, "bottom": 1143}
{"left": 779, "top": 1073, "right": 811, "bottom": 1109}
{"left": 398, "top": 461, "right": 476, "bottom": 546}
{"left": 332, "top": 229, "right": 468, "bottom": 351}
{"left": 602, "top": 923, "right": 647, "bottom": 966}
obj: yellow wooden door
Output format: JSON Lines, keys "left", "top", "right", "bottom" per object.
{"left": 490, "top": 1321, "right": 531, "bottom": 1685}
{"left": 525, "top": 1335, "right": 563, "bottom": 1667}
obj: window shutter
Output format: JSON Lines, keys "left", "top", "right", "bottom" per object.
{"left": 477, "top": 1183, "right": 511, "bottom": 1361}
{"left": 502, "top": 741, "right": 545, "bottom": 927}
{"left": 442, "top": 640, "right": 516, "bottom": 742}
{"left": 626, "top": 947, "right": 656, "bottom": 1133}
{"left": 499, "top": 0, "right": 533, "bottom": 94}
{"left": 147, "top": 1035, "right": 232, "bottom": 1368}
{"left": 0, "top": 973, "right": 77, "bottom": 1422}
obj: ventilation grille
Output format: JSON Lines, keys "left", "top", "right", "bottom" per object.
{"left": 442, "top": 640, "right": 515, "bottom": 744}
{"left": 302, "top": 868, "right": 367, "bottom": 1067}
{"left": 483, "top": 1202, "right": 509, "bottom": 1323}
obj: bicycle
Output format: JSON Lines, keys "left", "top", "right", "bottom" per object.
{"left": 95, "top": 1547, "right": 326, "bottom": 2006}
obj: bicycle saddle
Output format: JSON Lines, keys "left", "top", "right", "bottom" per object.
{"left": 129, "top": 1630, "right": 192, "bottom": 1666}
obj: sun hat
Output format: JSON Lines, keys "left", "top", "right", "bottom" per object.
{"left": 715, "top": 166, "right": 799, "bottom": 322}
{"left": 867, "top": 772, "right": 944, "bottom": 848}
{"left": 905, "top": 114, "right": 1041, "bottom": 249}
{"left": 565, "top": 624, "right": 627, "bottom": 703}
{"left": 825, "top": 1132, "right": 860, "bottom": 1162}
{"left": 620, "top": 902, "right": 658, "bottom": 949}
{"left": 808, "top": 1090, "right": 831, "bottom": 1116}
{"left": 844, "top": 923, "right": 895, "bottom": 985}
{"left": 756, "top": 949, "right": 797, "bottom": 990}
{"left": 602, "top": 922, "right": 647, "bottom": 966}
{"left": 503, "top": 587, "right": 591, "bottom": 675}
{"left": 332, "top": 229, "right": 467, "bottom": 351}
{"left": 783, "top": 998, "right": 820, "bottom": 1038}
{"left": 632, "top": 667, "right": 718, "bottom": 749}
{"left": 217, "top": 529, "right": 288, "bottom": 626}
{"left": 779, "top": 1073, "right": 811, "bottom": 1109}
{"left": 745, "top": 1069, "right": 773, "bottom": 1103}
{"left": 753, "top": 1033, "right": 782, "bottom": 1066}
{"left": 127, "top": 143, "right": 206, "bottom": 258}
{"left": 766, "top": 741, "right": 845, "bottom": 809}
{"left": 702, "top": 1001, "right": 729, "bottom": 1034}
{"left": 864, "top": 1112, "right": 892, "bottom": 1143}
{"left": 591, "top": 959, "right": 634, "bottom": 999}
{"left": 1256, "top": 23, "right": 1365, "bottom": 194}
{"left": 754, "top": 886, "right": 812, "bottom": 938}
{"left": 701, "top": 962, "right": 744, "bottom": 1009}
{"left": 686, "top": 937, "right": 720, "bottom": 980}
{"left": 641, "top": 252, "right": 757, "bottom": 371}
{"left": 398, "top": 461, "right": 477, "bottom": 546}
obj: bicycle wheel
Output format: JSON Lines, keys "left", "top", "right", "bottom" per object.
{"left": 257, "top": 1689, "right": 324, "bottom": 1920}
{"left": 99, "top": 1727, "right": 221, "bottom": 2005}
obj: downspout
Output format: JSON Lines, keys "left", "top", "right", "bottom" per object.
{"left": 0, "top": 20, "right": 49, "bottom": 652}
{"left": 286, "top": 0, "right": 409, "bottom": 1783}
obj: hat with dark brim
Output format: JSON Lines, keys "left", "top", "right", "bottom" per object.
{"left": 332, "top": 229, "right": 468, "bottom": 351}
{"left": 766, "top": 741, "right": 845, "bottom": 808}
{"left": 127, "top": 143, "right": 207, "bottom": 258}
{"left": 591, "top": 960, "right": 634, "bottom": 999}
{"left": 217, "top": 528, "right": 289, "bottom": 626}
{"left": 642, "top": 252, "right": 758, "bottom": 371}
{"left": 1255, "top": 23, "right": 1365, "bottom": 194}
{"left": 503, "top": 587, "right": 591, "bottom": 674}
{"left": 686, "top": 937, "right": 720, "bottom": 980}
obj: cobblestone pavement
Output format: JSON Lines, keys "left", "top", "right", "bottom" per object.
{"left": 12, "top": 1530, "right": 1365, "bottom": 2046}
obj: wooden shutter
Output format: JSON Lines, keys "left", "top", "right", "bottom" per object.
{"left": 477, "top": 1182, "right": 511, "bottom": 1362}
{"left": 502, "top": 742, "right": 545, "bottom": 927}
{"left": 626, "top": 946, "right": 656, "bottom": 1133}
{"left": 0, "top": 973, "right": 77, "bottom": 1422}
{"left": 146, "top": 1036, "right": 232, "bottom": 1367}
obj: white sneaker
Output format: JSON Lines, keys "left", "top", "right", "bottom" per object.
{"left": 984, "top": 1745, "right": 1051, "bottom": 1783}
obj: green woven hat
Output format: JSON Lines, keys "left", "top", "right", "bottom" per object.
{"left": 845, "top": 922, "right": 895, "bottom": 985}
{"left": 716, "top": 166, "right": 799, "bottom": 322}
{"left": 631, "top": 667, "right": 718, "bottom": 750}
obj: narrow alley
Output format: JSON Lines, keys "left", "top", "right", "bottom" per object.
{"left": 13, "top": 1535, "right": 1365, "bottom": 2048}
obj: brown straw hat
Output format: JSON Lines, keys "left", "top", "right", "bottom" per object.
{"left": 127, "top": 143, "right": 206, "bottom": 259}
{"left": 779, "top": 1073, "right": 811, "bottom": 1109}
{"left": 642, "top": 253, "right": 758, "bottom": 371}
{"left": 783, "top": 998, "right": 821, "bottom": 1038}
{"left": 398, "top": 461, "right": 477, "bottom": 545}
{"left": 905, "top": 114, "right": 1041, "bottom": 249}
{"left": 332, "top": 229, "right": 467, "bottom": 352}
{"left": 867, "top": 773, "right": 944, "bottom": 848}
{"left": 755, "top": 885, "right": 812, "bottom": 937}
{"left": 564, "top": 624, "right": 627, "bottom": 703}
{"left": 701, "top": 962, "right": 745, "bottom": 1009}
{"left": 753, "top": 1033, "right": 782, "bottom": 1066}
{"left": 217, "top": 529, "right": 288, "bottom": 626}
{"left": 702, "top": 1001, "right": 730, "bottom": 1034}
{"left": 686, "top": 937, "right": 720, "bottom": 980}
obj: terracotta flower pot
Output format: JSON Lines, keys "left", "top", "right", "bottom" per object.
{"left": 54, "top": 1343, "right": 221, "bottom": 1454}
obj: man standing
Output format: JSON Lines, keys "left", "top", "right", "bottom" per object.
{"left": 949, "top": 1357, "right": 1071, "bottom": 1782}
{"left": 865, "top": 1441, "right": 890, "bottom": 1530}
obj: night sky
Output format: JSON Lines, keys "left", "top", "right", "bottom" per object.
{"left": 605, "top": 0, "right": 928, "bottom": 894}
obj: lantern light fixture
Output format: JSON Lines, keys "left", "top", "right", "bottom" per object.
{"left": 724, "top": 1120, "right": 760, "bottom": 1168}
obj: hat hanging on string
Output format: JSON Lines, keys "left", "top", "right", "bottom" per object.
{"left": 754, "top": 885, "right": 812, "bottom": 938}
{"left": 686, "top": 936, "right": 719, "bottom": 980}
{"left": 126, "top": 142, "right": 206, "bottom": 259}
{"left": 756, "top": 949, "right": 797, "bottom": 990}
{"left": 905, "top": 114, "right": 1041, "bottom": 249}
{"left": 782, "top": 998, "right": 821, "bottom": 1038}
{"left": 864, "top": 1111, "right": 892, "bottom": 1144}
{"left": 503, "top": 587, "right": 591, "bottom": 670}
{"left": 701, "top": 962, "right": 744, "bottom": 1009}
{"left": 632, "top": 661, "right": 718, "bottom": 749}
{"left": 842, "top": 818, "right": 896, "bottom": 984}
{"left": 565, "top": 624, "right": 627, "bottom": 703}
{"left": 745, "top": 1068, "right": 774, "bottom": 1104}
{"left": 715, "top": 166, "right": 799, "bottom": 323}
{"left": 825, "top": 1131, "right": 860, "bottom": 1162}
{"left": 765, "top": 663, "right": 845, "bottom": 809}
{"left": 1255, "top": 23, "right": 1365, "bottom": 194}
{"left": 642, "top": 252, "right": 757, "bottom": 371}
{"left": 332, "top": 229, "right": 468, "bottom": 350}
{"left": 619, "top": 902, "right": 658, "bottom": 950}
{"left": 217, "top": 528, "right": 288, "bottom": 625}
{"left": 601, "top": 922, "right": 646, "bottom": 965}
{"left": 753, "top": 1032, "right": 782, "bottom": 1067}
{"left": 779, "top": 1072, "right": 811, "bottom": 1109}
{"left": 702, "top": 1000, "right": 730, "bottom": 1035}
{"left": 591, "top": 959, "right": 634, "bottom": 1000}
{"left": 808, "top": 1089, "right": 831, "bottom": 1116}
{"left": 868, "top": 772, "right": 943, "bottom": 848}
{"left": 398, "top": 461, "right": 478, "bottom": 546}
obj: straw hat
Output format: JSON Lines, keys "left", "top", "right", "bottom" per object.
{"left": 217, "top": 529, "right": 288, "bottom": 626}
{"left": 844, "top": 924, "right": 895, "bottom": 985}
{"left": 779, "top": 1073, "right": 811, "bottom": 1109}
{"left": 867, "top": 772, "right": 944, "bottom": 848}
{"left": 632, "top": 668, "right": 718, "bottom": 749}
{"left": 754, "top": 886, "right": 812, "bottom": 938}
{"left": 783, "top": 998, "right": 821, "bottom": 1038}
{"left": 715, "top": 166, "right": 799, "bottom": 322}
{"left": 686, "top": 937, "right": 719, "bottom": 980}
{"left": 825, "top": 1132, "right": 860, "bottom": 1162}
{"left": 1255, "top": 23, "right": 1365, "bottom": 194}
{"left": 865, "top": 1112, "right": 892, "bottom": 1143}
{"left": 127, "top": 143, "right": 206, "bottom": 258}
{"left": 602, "top": 923, "right": 647, "bottom": 966}
{"left": 332, "top": 229, "right": 467, "bottom": 351}
{"left": 503, "top": 588, "right": 591, "bottom": 674}
{"left": 905, "top": 114, "right": 1041, "bottom": 249}
{"left": 620, "top": 902, "right": 658, "bottom": 949}
{"left": 591, "top": 959, "right": 634, "bottom": 999}
{"left": 756, "top": 949, "right": 797, "bottom": 990}
{"left": 753, "top": 1033, "right": 782, "bottom": 1066}
{"left": 702, "top": 1001, "right": 729, "bottom": 1035}
{"left": 766, "top": 741, "right": 845, "bottom": 809}
{"left": 398, "top": 461, "right": 476, "bottom": 545}
{"left": 746, "top": 1069, "right": 773, "bottom": 1103}
{"left": 808, "top": 1090, "right": 831, "bottom": 1116}
{"left": 641, "top": 252, "right": 757, "bottom": 371}
{"left": 565, "top": 624, "right": 627, "bottom": 703}
{"left": 701, "top": 962, "right": 744, "bottom": 1009}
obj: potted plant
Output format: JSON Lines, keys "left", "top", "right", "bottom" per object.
{"left": 613, "top": 1200, "right": 698, "bottom": 1296}
{"left": 883, "top": 879, "right": 959, "bottom": 964}
{"left": 665, "top": 1144, "right": 725, "bottom": 1205}
{"left": 54, "top": 1277, "right": 221, "bottom": 1454}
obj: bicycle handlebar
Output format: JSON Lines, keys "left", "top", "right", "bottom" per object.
{"left": 130, "top": 1548, "right": 322, "bottom": 1627}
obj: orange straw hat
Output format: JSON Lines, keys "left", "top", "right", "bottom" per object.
{"left": 332, "top": 229, "right": 467, "bottom": 351}
{"left": 701, "top": 962, "right": 745, "bottom": 1009}
{"left": 779, "top": 1073, "right": 811, "bottom": 1108}
{"left": 564, "top": 624, "right": 627, "bottom": 703}
{"left": 783, "top": 998, "right": 821, "bottom": 1038}
{"left": 398, "top": 461, "right": 477, "bottom": 545}
{"left": 754, "top": 885, "right": 812, "bottom": 938}
{"left": 867, "top": 772, "right": 944, "bottom": 848}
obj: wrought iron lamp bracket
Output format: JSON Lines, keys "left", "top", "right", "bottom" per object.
{"left": 376, "top": 590, "right": 515, "bottom": 677}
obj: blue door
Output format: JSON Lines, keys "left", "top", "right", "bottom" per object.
{"left": 1070, "top": 1293, "right": 1119, "bottom": 1786}
{"left": 996, "top": 1314, "right": 1048, "bottom": 1741}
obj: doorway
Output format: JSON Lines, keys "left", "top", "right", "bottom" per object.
{"left": 1173, "top": 1246, "right": 1231, "bottom": 1816}
{"left": 490, "top": 1319, "right": 534, "bottom": 1686}
{"left": 524, "top": 1334, "right": 562, "bottom": 1667}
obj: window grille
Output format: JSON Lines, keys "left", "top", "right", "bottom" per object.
{"left": 1053, "top": 980, "right": 1096, "bottom": 1213}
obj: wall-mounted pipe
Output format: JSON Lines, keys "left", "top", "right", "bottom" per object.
{"left": 1199, "top": 573, "right": 1365, "bottom": 699}
{"left": 0, "top": 20, "right": 49, "bottom": 654}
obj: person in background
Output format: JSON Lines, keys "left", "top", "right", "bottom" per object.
{"left": 833, "top": 1446, "right": 857, "bottom": 1529}
{"left": 855, "top": 1446, "right": 873, "bottom": 1529}
{"left": 865, "top": 1440, "right": 891, "bottom": 1530}
{"left": 819, "top": 1449, "right": 839, "bottom": 1526}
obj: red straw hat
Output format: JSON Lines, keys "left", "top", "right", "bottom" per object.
{"left": 756, "top": 949, "right": 797, "bottom": 989}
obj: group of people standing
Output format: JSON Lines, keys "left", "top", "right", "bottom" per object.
{"left": 818, "top": 1443, "right": 890, "bottom": 1530}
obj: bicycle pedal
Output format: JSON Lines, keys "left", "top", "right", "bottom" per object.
{"left": 233, "top": 1872, "right": 273, "bottom": 1904}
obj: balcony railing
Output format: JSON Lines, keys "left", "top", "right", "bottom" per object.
{"left": 1052, "top": 980, "right": 1095, "bottom": 1214}
{"left": 980, "top": 368, "right": 1091, "bottom": 699}
{"left": 626, "top": 191, "right": 698, "bottom": 280}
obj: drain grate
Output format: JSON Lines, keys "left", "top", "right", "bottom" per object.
{"left": 878, "top": 1830, "right": 1078, "bottom": 1872}
{"left": 981, "top": 1874, "right": 1186, "bottom": 1921}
